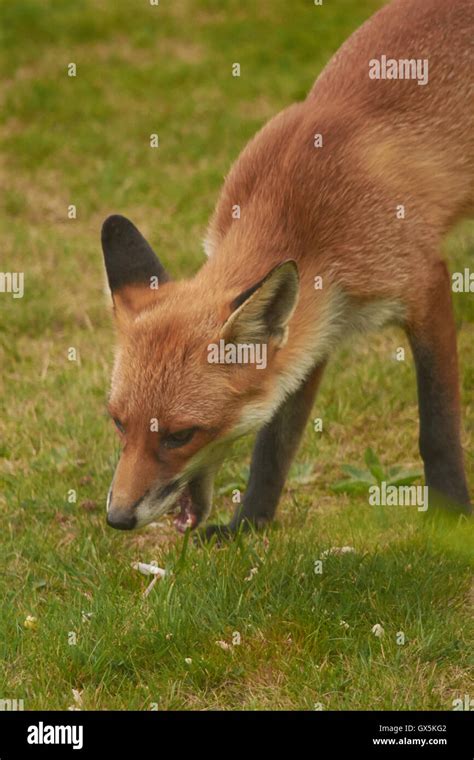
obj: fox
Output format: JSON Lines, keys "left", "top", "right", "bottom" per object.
{"left": 101, "top": 0, "right": 473, "bottom": 539}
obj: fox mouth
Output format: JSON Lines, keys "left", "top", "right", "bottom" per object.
{"left": 172, "top": 485, "right": 202, "bottom": 533}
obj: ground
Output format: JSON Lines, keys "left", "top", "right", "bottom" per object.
{"left": 0, "top": 0, "right": 472, "bottom": 710}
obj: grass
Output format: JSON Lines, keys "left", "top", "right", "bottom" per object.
{"left": 0, "top": 0, "right": 472, "bottom": 711}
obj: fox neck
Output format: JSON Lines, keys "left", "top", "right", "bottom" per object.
{"left": 195, "top": 221, "right": 405, "bottom": 429}
{"left": 195, "top": 236, "right": 341, "bottom": 427}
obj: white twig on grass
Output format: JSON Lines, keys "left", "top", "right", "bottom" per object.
{"left": 131, "top": 561, "right": 166, "bottom": 598}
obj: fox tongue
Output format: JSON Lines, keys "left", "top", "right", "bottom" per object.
{"left": 174, "top": 489, "right": 198, "bottom": 533}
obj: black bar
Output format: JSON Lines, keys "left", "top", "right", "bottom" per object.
{"left": 0, "top": 710, "right": 471, "bottom": 757}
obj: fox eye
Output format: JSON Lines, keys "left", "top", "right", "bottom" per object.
{"left": 163, "top": 428, "right": 196, "bottom": 449}
{"left": 113, "top": 417, "right": 125, "bottom": 434}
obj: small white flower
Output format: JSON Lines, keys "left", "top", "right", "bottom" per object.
{"left": 244, "top": 567, "right": 258, "bottom": 581}
{"left": 371, "top": 623, "right": 384, "bottom": 638}
{"left": 72, "top": 689, "right": 83, "bottom": 706}
{"left": 184, "top": 658, "right": 192, "bottom": 665}
{"left": 67, "top": 689, "right": 83, "bottom": 711}
{"left": 340, "top": 620, "right": 350, "bottom": 630}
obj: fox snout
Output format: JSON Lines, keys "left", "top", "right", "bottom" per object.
{"left": 105, "top": 443, "right": 166, "bottom": 530}
{"left": 106, "top": 474, "right": 180, "bottom": 531}
{"left": 106, "top": 510, "right": 136, "bottom": 530}
{"left": 106, "top": 467, "right": 215, "bottom": 533}
{"left": 106, "top": 487, "right": 140, "bottom": 530}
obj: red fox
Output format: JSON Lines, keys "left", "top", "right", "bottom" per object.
{"left": 101, "top": 0, "right": 472, "bottom": 537}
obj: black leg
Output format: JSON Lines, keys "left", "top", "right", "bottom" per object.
{"left": 407, "top": 261, "right": 471, "bottom": 514}
{"left": 199, "top": 362, "right": 326, "bottom": 541}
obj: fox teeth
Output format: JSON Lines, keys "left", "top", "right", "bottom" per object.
{"left": 174, "top": 509, "right": 194, "bottom": 533}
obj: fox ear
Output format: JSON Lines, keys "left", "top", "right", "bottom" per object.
{"left": 222, "top": 260, "right": 299, "bottom": 347}
{"left": 101, "top": 215, "right": 170, "bottom": 314}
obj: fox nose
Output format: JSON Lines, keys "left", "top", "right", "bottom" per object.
{"left": 106, "top": 510, "right": 136, "bottom": 530}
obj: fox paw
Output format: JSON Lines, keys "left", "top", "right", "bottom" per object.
{"left": 194, "top": 523, "right": 236, "bottom": 545}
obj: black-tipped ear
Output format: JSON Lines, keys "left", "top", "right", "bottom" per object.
{"left": 101, "top": 215, "right": 170, "bottom": 300}
{"left": 222, "top": 260, "right": 299, "bottom": 347}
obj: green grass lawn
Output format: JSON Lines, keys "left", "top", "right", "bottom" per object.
{"left": 0, "top": 0, "right": 472, "bottom": 710}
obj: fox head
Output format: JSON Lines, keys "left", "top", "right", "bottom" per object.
{"left": 101, "top": 215, "right": 299, "bottom": 531}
